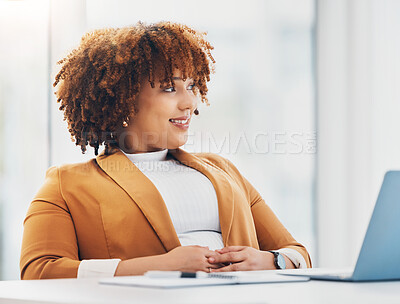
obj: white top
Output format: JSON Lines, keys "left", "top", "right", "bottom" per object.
{"left": 77, "top": 149, "right": 307, "bottom": 278}
{"left": 125, "top": 149, "right": 224, "bottom": 250}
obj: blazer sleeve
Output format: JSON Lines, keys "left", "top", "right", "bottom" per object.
{"left": 246, "top": 177, "right": 312, "bottom": 267}
{"left": 20, "top": 166, "right": 81, "bottom": 279}
{"left": 215, "top": 156, "right": 312, "bottom": 268}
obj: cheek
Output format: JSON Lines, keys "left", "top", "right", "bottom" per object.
{"left": 140, "top": 102, "right": 168, "bottom": 123}
{"left": 138, "top": 95, "right": 178, "bottom": 130}
{"left": 153, "top": 101, "right": 176, "bottom": 121}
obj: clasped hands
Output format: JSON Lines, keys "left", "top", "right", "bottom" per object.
{"left": 166, "top": 245, "right": 280, "bottom": 273}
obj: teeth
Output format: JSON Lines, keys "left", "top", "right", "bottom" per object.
{"left": 170, "top": 118, "right": 189, "bottom": 124}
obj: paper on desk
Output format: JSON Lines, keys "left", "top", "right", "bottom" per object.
{"left": 99, "top": 271, "right": 309, "bottom": 289}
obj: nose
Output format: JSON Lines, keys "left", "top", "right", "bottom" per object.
{"left": 177, "top": 89, "right": 197, "bottom": 114}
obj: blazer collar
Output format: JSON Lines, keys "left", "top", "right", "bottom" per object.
{"left": 95, "top": 146, "right": 234, "bottom": 252}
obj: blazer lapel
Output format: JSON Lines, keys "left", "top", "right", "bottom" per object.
{"left": 96, "top": 147, "right": 181, "bottom": 252}
{"left": 169, "top": 148, "right": 235, "bottom": 246}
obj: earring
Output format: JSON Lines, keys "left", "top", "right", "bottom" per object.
{"left": 122, "top": 121, "right": 128, "bottom": 128}
{"left": 194, "top": 108, "right": 199, "bottom": 115}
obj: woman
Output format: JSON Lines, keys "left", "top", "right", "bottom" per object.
{"left": 20, "top": 21, "right": 311, "bottom": 279}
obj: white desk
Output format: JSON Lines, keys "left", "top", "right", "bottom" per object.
{"left": 0, "top": 276, "right": 399, "bottom": 304}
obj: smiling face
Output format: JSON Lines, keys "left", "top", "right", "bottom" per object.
{"left": 117, "top": 70, "right": 198, "bottom": 153}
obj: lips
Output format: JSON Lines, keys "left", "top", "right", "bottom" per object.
{"left": 169, "top": 115, "right": 190, "bottom": 124}
{"left": 169, "top": 115, "right": 190, "bottom": 130}
{"left": 169, "top": 115, "right": 190, "bottom": 121}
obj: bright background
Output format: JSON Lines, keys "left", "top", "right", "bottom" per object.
{"left": 0, "top": 0, "right": 399, "bottom": 280}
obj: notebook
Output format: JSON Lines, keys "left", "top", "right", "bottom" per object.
{"left": 99, "top": 270, "right": 309, "bottom": 289}
{"left": 280, "top": 171, "right": 400, "bottom": 282}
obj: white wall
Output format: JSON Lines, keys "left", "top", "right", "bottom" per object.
{"left": 317, "top": 0, "right": 400, "bottom": 267}
{"left": 0, "top": 0, "right": 87, "bottom": 280}
{"left": 0, "top": 0, "right": 49, "bottom": 279}
{"left": 49, "top": 0, "right": 89, "bottom": 165}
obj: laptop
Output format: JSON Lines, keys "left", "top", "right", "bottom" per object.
{"left": 281, "top": 170, "right": 400, "bottom": 282}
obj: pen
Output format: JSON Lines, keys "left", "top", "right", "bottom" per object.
{"left": 145, "top": 271, "right": 209, "bottom": 278}
{"left": 144, "top": 271, "right": 236, "bottom": 279}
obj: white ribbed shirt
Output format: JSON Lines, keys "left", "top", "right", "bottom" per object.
{"left": 77, "top": 149, "right": 306, "bottom": 278}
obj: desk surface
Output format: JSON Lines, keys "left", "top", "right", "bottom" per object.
{"left": 0, "top": 275, "right": 399, "bottom": 304}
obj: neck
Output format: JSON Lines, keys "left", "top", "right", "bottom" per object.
{"left": 118, "top": 146, "right": 166, "bottom": 154}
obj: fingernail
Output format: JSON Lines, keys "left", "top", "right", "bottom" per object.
{"left": 209, "top": 257, "right": 215, "bottom": 262}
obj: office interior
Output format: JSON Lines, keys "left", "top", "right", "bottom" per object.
{"left": 0, "top": 0, "right": 399, "bottom": 281}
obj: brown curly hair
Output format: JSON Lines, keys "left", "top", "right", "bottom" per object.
{"left": 53, "top": 21, "right": 215, "bottom": 156}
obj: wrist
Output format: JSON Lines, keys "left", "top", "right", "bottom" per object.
{"left": 262, "top": 250, "right": 277, "bottom": 270}
{"left": 280, "top": 253, "right": 295, "bottom": 269}
{"left": 267, "top": 251, "right": 289, "bottom": 270}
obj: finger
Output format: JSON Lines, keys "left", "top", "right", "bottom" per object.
{"left": 199, "top": 262, "right": 223, "bottom": 273}
{"left": 203, "top": 254, "right": 221, "bottom": 267}
{"left": 207, "top": 262, "right": 224, "bottom": 269}
{"left": 215, "top": 246, "right": 247, "bottom": 254}
{"left": 205, "top": 250, "right": 222, "bottom": 258}
{"left": 208, "top": 251, "right": 246, "bottom": 264}
{"left": 211, "top": 262, "right": 245, "bottom": 272}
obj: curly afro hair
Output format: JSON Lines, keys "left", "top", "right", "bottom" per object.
{"left": 53, "top": 21, "right": 215, "bottom": 156}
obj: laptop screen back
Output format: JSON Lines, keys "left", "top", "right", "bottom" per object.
{"left": 353, "top": 171, "right": 400, "bottom": 281}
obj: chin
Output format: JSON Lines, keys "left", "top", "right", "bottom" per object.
{"left": 165, "top": 139, "right": 187, "bottom": 150}
{"left": 166, "top": 143, "right": 186, "bottom": 150}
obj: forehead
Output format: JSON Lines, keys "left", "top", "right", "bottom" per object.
{"left": 140, "top": 68, "right": 193, "bottom": 86}
{"left": 166, "top": 68, "right": 194, "bottom": 80}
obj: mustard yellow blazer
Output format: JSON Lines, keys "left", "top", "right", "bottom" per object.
{"left": 20, "top": 146, "right": 312, "bottom": 279}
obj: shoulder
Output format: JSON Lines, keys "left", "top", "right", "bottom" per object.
{"left": 38, "top": 159, "right": 99, "bottom": 196}
{"left": 46, "top": 158, "right": 98, "bottom": 179}
{"left": 33, "top": 158, "right": 102, "bottom": 206}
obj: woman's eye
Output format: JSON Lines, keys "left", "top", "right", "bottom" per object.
{"left": 187, "top": 83, "right": 195, "bottom": 90}
{"left": 163, "top": 87, "right": 175, "bottom": 92}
